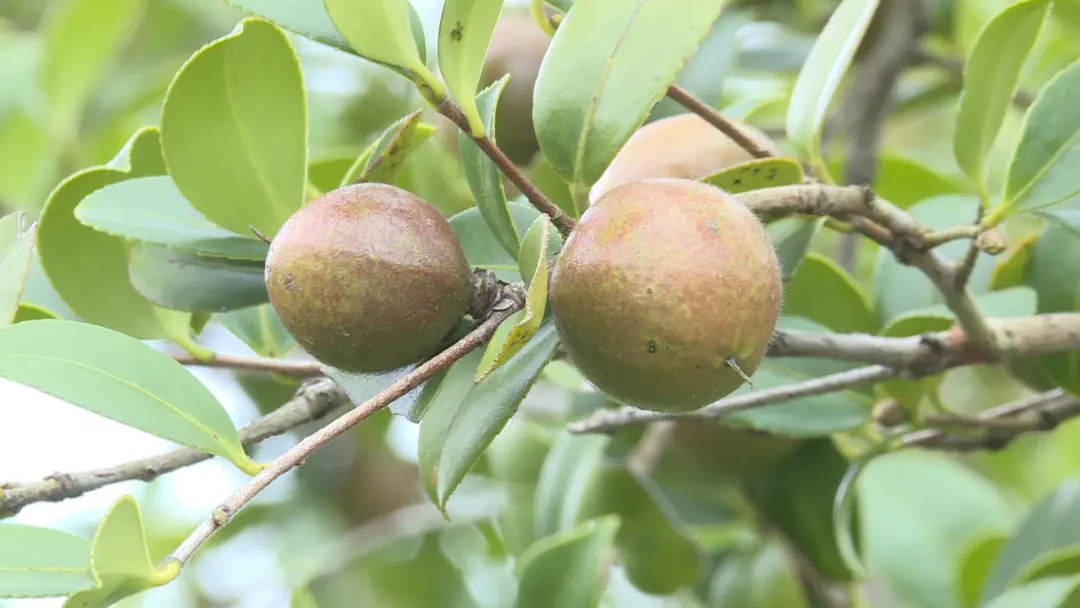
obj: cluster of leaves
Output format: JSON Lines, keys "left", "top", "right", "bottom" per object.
{"left": 2, "top": 0, "right": 1080, "bottom": 606}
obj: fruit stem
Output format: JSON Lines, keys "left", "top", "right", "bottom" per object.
{"left": 437, "top": 98, "right": 577, "bottom": 238}
{"left": 666, "top": 84, "right": 774, "bottom": 159}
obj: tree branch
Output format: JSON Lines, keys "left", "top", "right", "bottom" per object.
{"left": 436, "top": 98, "right": 576, "bottom": 238}
{"left": 665, "top": 84, "right": 774, "bottom": 159}
{"left": 171, "top": 352, "right": 323, "bottom": 378}
{"left": 164, "top": 301, "right": 523, "bottom": 567}
{"left": 0, "top": 378, "right": 349, "bottom": 516}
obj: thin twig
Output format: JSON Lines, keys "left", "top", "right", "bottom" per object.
{"left": 172, "top": 352, "right": 323, "bottom": 378}
{"left": 834, "top": 0, "right": 926, "bottom": 273}
{"left": 568, "top": 366, "right": 897, "bottom": 434}
{"left": 627, "top": 421, "right": 677, "bottom": 477}
{"left": 164, "top": 302, "right": 522, "bottom": 567}
{"left": 437, "top": 98, "right": 576, "bottom": 237}
{"left": 0, "top": 378, "right": 349, "bottom": 515}
{"left": 921, "top": 225, "right": 981, "bottom": 248}
{"left": 666, "top": 84, "right": 774, "bottom": 159}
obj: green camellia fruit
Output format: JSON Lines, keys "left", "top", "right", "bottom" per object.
{"left": 550, "top": 178, "right": 783, "bottom": 412}
{"left": 589, "top": 113, "right": 781, "bottom": 204}
{"left": 264, "top": 183, "right": 473, "bottom": 373}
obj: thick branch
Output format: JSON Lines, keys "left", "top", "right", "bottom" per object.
{"left": 666, "top": 84, "right": 774, "bottom": 159}
{"left": 0, "top": 378, "right": 348, "bottom": 515}
{"left": 437, "top": 98, "right": 576, "bottom": 237}
{"left": 165, "top": 302, "right": 523, "bottom": 567}
{"left": 172, "top": 353, "right": 323, "bottom": 378}
{"left": 738, "top": 185, "right": 925, "bottom": 240}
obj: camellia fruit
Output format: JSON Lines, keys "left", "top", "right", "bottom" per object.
{"left": 549, "top": 178, "right": 783, "bottom": 412}
{"left": 589, "top": 113, "right": 781, "bottom": 204}
{"left": 264, "top": 183, "right": 473, "bottom": 373}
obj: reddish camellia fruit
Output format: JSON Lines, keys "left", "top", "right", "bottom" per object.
{"left": 264, "top": 183, "right": 473, "bottom": 372}
{"left": 589, "top": 113, "right": 781, "bottom": 204}
{"left": 549, "top": 178, "right": 783, "bottom": 412}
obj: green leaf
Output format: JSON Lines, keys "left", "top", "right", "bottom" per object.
{"left": 857, "top": 450, "right": 1015, "bottom": 608}
{"left": 953, "top": 0, "right": 1050, "bottom": 193}
{"left": 223, "top": 0, "right": 350, "bottom": 52}
{"left": 981, "top": 479, "right": 1080, "bottom": 603}
{"left": 709, "top": 537, "right": 811, "bottom": 608}
{"left": 533, "top": 0, "right": 727, "bottom": 191}
{"left": 1015, "top": 546, "right": 1080, "bottom": 588}
{"left": 63, "top": 496, "right": 180, "bottom": 608}
{"left": 958, "top": 534, "right": 1008, "bottom": 608}
{"left": 766, "top": 216, "right": 824, "bottom": 282}
{"left": 127, "top": 243, "right": 268, "bottom": 314}
{"left": 438, "top": 0, "right": 504, "bottom": 136}
{"left": 161, "top": 18, "right": 307, "bottom": 239}
{"left": 339, "top": 110, "right": 437, "bottom": 187}
{"left": 41, "top": 0, "right": 143, "bottom": 138}
{"left": 746, "top": 439, "right": 854, "bottom": 582}
{"left": 0, "top": 212, "right": 37, "bottom": 327}
{"left": 782, "top": 252, "right": 876, "bottom": 334}
{"left": 998, "top": 59, "right": 1080, "bottom": 217}
{"left": 0, "top": 525, "right": 93, "bottom": 599}
{"left": 515, "top": 515, "right": 621, "bottom": 608}
{"left": 702, "top": 158, "right": 805, "bottom": 194}
{"left": 873, "top": 195, "right": 995, "bottom": 324}
{"left": 37, "top": 127, "right": 193, "bottom": 341}
{"left": 476, "top": 215, "right": 554, "bottom": 381}
{"left": 321, "top": 0, "right": 442, "bottom": 96}
{"left": 983, "top": 575, "right": 1080, "bottom": 608}
{"left": 578, "top": 466, "right": 703, "bottom": 595}
{"left": 785, "top": 0, "right": 881, "bottom": 175}
{"left": 0, "top": 320, "right": 260, "bottom": 475}
{"left": 449, "top": 201, "right": 544, "bottom": 281}
{"left": 1022, "top": 209, "right": 1080, "bottom": 397}
{"left": 74, "top": 176, "right": 270, "bottom": 261}
{"left": 991, "top": 233, "right": 1038, "bottom": 290}
{"left": 13, "top": 303, "right": 59, "bottom": 324}
{"left": 461, "top": 76, "right": 519, "bottom": 258}
{"left": 724, "top": 317, "right": 872, "bottom": 437}
{"left": 218, "top": 305, "right": 296, "bottom": 358}
{"left": 534, "top": 432, "right": 612, "bottom": 539}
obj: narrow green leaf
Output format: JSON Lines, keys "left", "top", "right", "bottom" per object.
{"left": 954, "top": 0, "right": 1050, "bottom": 192}
{"left": 0, "top": 212, "right": 37, "bottom": 327}
{"left": 783, "top": 252, "right": 876, "bottom": 334}
{"left": 321, "top": 0, "right": 442, "bottom": 96}
{"left": 1015, "top": 546, "right": 1080, "bottom": 588}
{"left": 74, "top": 176, "right": 269, "bottom": 261}
{"left": 998, "top": 59, "right": 1080, "bottom": 217}
{"left": 981, "top": 480, "right": 1080, "bottom": 603}
{"left": 533, "top": 0, "right": 727, "bottom": 190}
{"left": 958, "top": 534, "right": 1008, "bottom": 608}
{"left": 785, "top": 0, "right": 881, "bottom": 175}
{"left": 127, "top": 243, "right": 268, "bottom": 314}
{"left": 449, "top": 201, "right": 543, "bottom": 282}
{"left": 991, "top": 233, "right": 1038, "bottom": 290}
{"left": 0, "top": 525, "right": 93, "bottom": 599}
{"left": 63, "top": 496, "right": 180, "bottom": 608}
{"left": 339, "top": 110, "right": 436, "bottom": 187}
{"left": 475, "top": 215, "right": 555, "bottom": 381}
{"left": 857, "top": 451, "right": 1014, "bottom": 608}
{"left": 709, "top": 537, "right": 811, "bottom": 607}
{"left": 983, "top": 575, "right": 1080, "bottom": 608}
{"left": 746, "top": 439, "right": 854, "bottom": 582}
{"left": 579, "top": 466, "right": 703, "bottom": 595}
{"left": 534, "top": 432, "right": 611, "bottom": 539}
{"left": 515, "top": 515, "right": 621, "bottom": 608}
{"left": 161, "top": 18, "right": 307, "bottom": 239}
{"left": 13, "top": 303, "right": 58, "bottom": 324}
{"left": 41, "top": 0, "right": 143, "bottom": 137}
{"left": 439, "top": 0, "right": 505, "bottom": 136}
{"left": 461, "top": 76, "right": 519, "bottom": 258}
{"left": 766, "top": 216, "right": 824, "bottom": 282}
{"left": 702, "top": 158, "right": 805, "bottom": 194}
{"left": 37, "top": 127, "right": 194, "bottom": 340}
{"left": 724, "top": 318, "right": 871, "bottom": 437}
{"left": 218, "top": 305, "right": 296, "bottom": 358}
{"left": 0, "top": 320, "right": 260, "bottom": 475}
{"left": 436, "top": 321, "right": 559, "bottom": 507}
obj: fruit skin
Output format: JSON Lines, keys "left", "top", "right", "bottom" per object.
{"left": 264, "top": 183, "right": 473, "bottom": 373}
{"left": 589, "top": 113, "right": 781, "bottom": 204}
{"left": 549, "top": 178, "right": 783, "bottom": 412}
{"left": 477, "top": 10, "right": 551, "bottom": 165}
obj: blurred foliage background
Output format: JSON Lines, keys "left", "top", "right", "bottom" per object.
{"left": 4, "top": 0, "right": 1080, "bottom": 607}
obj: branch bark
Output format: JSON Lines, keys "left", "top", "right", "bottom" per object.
{"left": 171, "top": 352, "right": 323, "bottom": 378}
{"left": 666, "top": 84, "right": 774, "bottom": 159}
